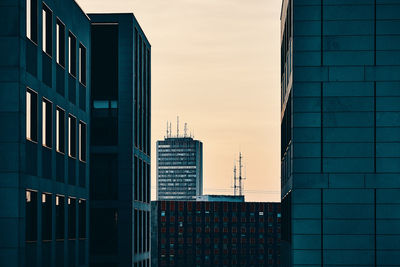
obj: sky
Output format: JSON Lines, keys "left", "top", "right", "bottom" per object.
{"left": 77, "top": 0, "right": 282, "bottom": 202}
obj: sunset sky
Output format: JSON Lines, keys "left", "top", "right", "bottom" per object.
{"left": 78, "top": 0, "right": 282, "bottom": 202}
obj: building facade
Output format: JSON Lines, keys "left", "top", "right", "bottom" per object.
{"left": 89, "top": 14, "right": 151, "bottom": 267}
{"left": 156, "top": 137, "right": 203, "bottom": 200}
{"left": 281, "top": 0, "right": 400, "bottom": 266}
{"left": 151, "top": 200, "right": 281, "bottom": 267}
{"left": 0, "top": 0, "right": 90, "bottom": 266}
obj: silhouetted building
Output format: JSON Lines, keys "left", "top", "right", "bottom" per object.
{"left": 157, "top": 137, "right": 203, "bottom": 200}
{"left": 89, "top": 14, "right": 151, "bottom": 267}
{"left": 151, "top": 200, "right": 281, "bottom": 267}
{"left": 281, "top": 0, "right": 400, "bottom": 266}
{"left": 0, "top": 0, "right": 90, "bottom": 266}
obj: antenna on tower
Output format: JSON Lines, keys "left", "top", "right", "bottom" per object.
{"left": 166, "top": 121, "right": 169, "bottom": 138}
{"left": 169, "top": 122, "right": 172, "bottom": 138}
{"left": 233, "top": 163, "right": 238, "bottom": 196}
{"left": 184, "top": 123, "right": 188, "bottom": 137}
{"left": 177, "top": 116, "right": 179, "bottom": 137}
{"left": 238, "top": 152, "right": 246, "bottom": 196}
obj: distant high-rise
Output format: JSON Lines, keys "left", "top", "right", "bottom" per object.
{"left": 157, "top": 136, "right": 203, "bottom": 200}
{"left": 281, "top": 0, "right": 400, "bottom": 266}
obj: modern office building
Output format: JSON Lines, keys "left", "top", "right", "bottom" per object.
{"left": 0, "top": 0, "right": 90, "bottom": 266}
{"left": 281, "top": 0, "right": 400, "bottom": 266}
{"left": 157, "top": 137, "right": 203, "bottom": 200}
{"left": 151, "top": 200, "right": 281, "bottom": 267}
{"left": 89, "top": 14, "right": 151, "bottom": 267}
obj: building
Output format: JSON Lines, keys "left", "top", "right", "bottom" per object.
{"left": 151, "top": 200, "right": 281, "bottom": 267}
{"left": 157, "top": 137, "right": 203, "bottom": 200}
{"left": 281, "top": 0, "right": 400, "bottom": 266}
{"left": 0, "top": 0, "right": 90, "bottom": 266}
{"left": 196, "top": 195, "right": 245, "bottom": 203}
{"left": 89, "top": 14, "right": 151, "bottom": 267}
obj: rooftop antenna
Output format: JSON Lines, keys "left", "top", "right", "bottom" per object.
{"left": 177, "top": 116, "right": 179, "bottom": 137}
{"left": 166, "top": 121, "right": 169, "bottom": 138}
{"left": 238, "top": 152, "right": 246, "bottom": 196}
{"left": 233, "top": 162, "right": 238, "bottom": 196}
{"left": 184, "top": 123, "right": 188, "bottom": 137}
{"left": 169, "top": 122, "right": 172, "bottom": 138}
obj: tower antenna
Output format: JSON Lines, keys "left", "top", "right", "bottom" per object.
{"left": 166, "top": 121, "right": 169, "bottom": 138}
{"left": 169, "top": 122, "right": 172, "bottom": 138}
{"left": 238, "top": 152, "right": 246, "bottom": 196}
{"left": 184, "top": 123, "right": 188, "bottom": 137}
{"left": 177, "top": 116, "right": 179, "bottom": 137}
{"left": 233, "top": 163, "right": 237, "bottom": 196}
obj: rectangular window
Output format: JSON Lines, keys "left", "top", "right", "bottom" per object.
{"left": 56, "top": 19, "right": 65, "bottom": 66}
{"left": 78, "top": 199, "right": 86, "bottom": 238}
{"left": 26, "top": 0, "right": 38, "bottom": 43}
{"left": 79, "top": 44, "right": 86, "bottom": 85}
{"left": 26, "top": 88, "right": 38, "bottom": 142}
{"left": 68, "top": 32, "right": 76, "bottom": 76}
{"left": 26, "top": 190, "right": 38, "bottom": 242}
{"left": 42, "top": 193, "right": 52, "bottom": 241}
{"left": 68, "top": 197, "right": 76, "bottom": 239}
{"left": 42, "top": 98, "right": 52, "bottom": 148}
{"left": 56, "top": 195, "right": 65, "bottom": 240}
{"left": 79, "top": 121, "right": 86, "bottom": 162}
{"left": 42, "top": 4, "right": 52, "bottom": 56}
{"left": 56, "top": 107, "right": 65, "bottom": 153}
{"left": 68, "top": 115, "right": 76, "bottom": 158}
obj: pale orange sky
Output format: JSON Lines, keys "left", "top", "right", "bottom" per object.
{"left": 77, "top": 0, "right": 282, "bottom": 202}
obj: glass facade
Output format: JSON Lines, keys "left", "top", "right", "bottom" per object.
{"left": 281, "top": 0, "right": 400, "bottom": 266}
{"left": 157, "top": 137, "right": 203, "bottom": 200}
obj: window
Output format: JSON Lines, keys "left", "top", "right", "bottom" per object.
{"left": 56, "top": 19, "right": 65, "bottom": 66}
{"left": 56, "top": 195, "right": 65, "bottom": 240}
{"left": 42, "top": 4, "right": 52, "bottom": 56}
{"left": 79, "top": 44, "right": 86, "bottom": 85}
{"left": 42, "top": 98, "right": 52, "bottom": 148}
{"left": 68, "top": 32, "right": 76, "bottom": 76}
{"left": 78, "top": 199, "right": 86, "bottom": 238}
{"left": 68, "top": 197, "right": 76, "bottom": 239}
{"left": 26, "top": 88, "right": 38, "bottom": 142}
{"left": 26, "top": 0, "right": 38, "bottom": 43}
{"left": 79, "top": 121, "right": 86, "bottom": 162}
{"left": 42, "top": 193, "right": 52, "bottom": 241}
{"left": 56, "top": 107, "right": 65, "bottom": 153}
{"left": 68, "top": 115, "right": 76, "bottom": 158}
{"left": 25, "top": 190, "right": 38, "bottom": 242}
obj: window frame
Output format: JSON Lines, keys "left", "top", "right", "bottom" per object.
{"left": 78, "top": 43, "right": 87, "bottom": 86}
{"left": 68, "top": 31, "right": 77, "bottom": 77}
{"left": 42, "top": 97, "right": 53, "bottom": 149}
{"left": 26, "top": 88, "right": 38, "bottom": 143}
{"left": 68, "top": 114, "right": 77, "bottom": 158}
{"left": 56, "top": 18, "right": 65, "bottom": 67}
{"left": 26, "top": 0, "right": 38, "bottom": 44}
{"left": 42, "top": 3, "right": 53, "bottom": 57}
{"left": 56, "top": 106, "right": 65, "bottom": 154}
{"left": 78, "top": 121, "right": 87, "bottom": 162}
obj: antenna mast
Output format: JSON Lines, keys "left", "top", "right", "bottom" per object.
{"left": 166, "top": 121, "right": 169, "bottom": 138}
{"left": 184, "top": 123, "right": 188, "bottom": 137}
{"left": 177, "top": 116, "right": 179, "bottom": 137}
{"left": 238, "top": 152, "right": 245, "bottom": 196}
{"left": 233, "top": 163, "right": 237, "bottom": 196}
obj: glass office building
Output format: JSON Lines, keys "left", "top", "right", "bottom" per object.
{"left": 281, "top": 0, "right": 400, "bottom": 266}
{"left": 157, "top": 137, "right": 203, "bottom": 200}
